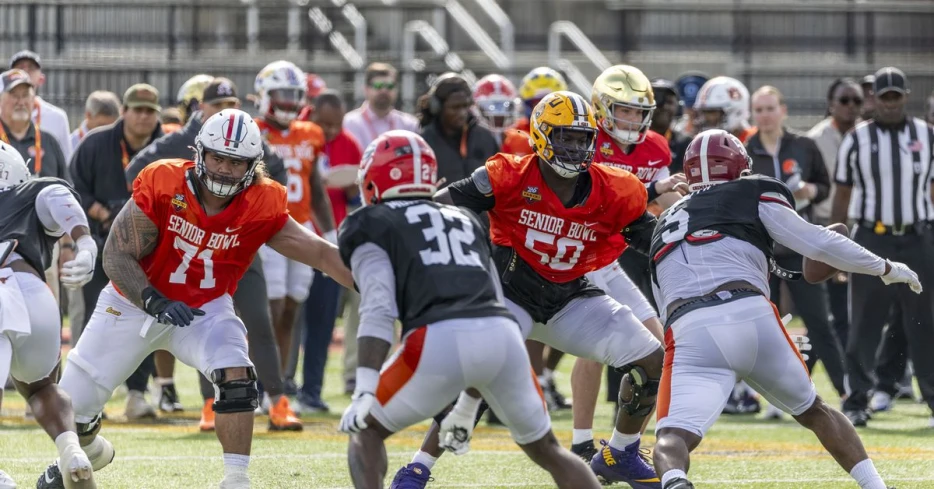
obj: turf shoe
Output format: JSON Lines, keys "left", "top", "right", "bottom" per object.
{"left": 590, "top": 439, "right": 661, "bottom": 488}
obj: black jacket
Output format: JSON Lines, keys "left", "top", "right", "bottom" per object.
{"left": 746, "top": 128, "right": 830, "bottom": 219}
{"left": 70, "top": 119, "right": 163, "bottom": 245}
{"left": 1, "top": 120, "right": 67, "bottom": 181}
{"left": 421, "top": 117, "right": 500, "bottom": 188}
{"left": 125, "top": 110, "right": 287, "bottom": 187}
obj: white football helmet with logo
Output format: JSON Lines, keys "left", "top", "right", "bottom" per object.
{"left": 0, "top": 141, "right": 31, "bottom": 189}
{"left": 254, "top": 60, "right": 306, "bottom": 126}
{"left": 194, "top": 109, "right": 265, "bottom": 197}
{"left": 693, "top": 76, "right": 750, "bottom": 133}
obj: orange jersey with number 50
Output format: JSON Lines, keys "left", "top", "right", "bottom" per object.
{"left": 129, "top": 159, "right": 289, "bottom": 307}
{"left": 484, "top": 153, "right": 647, "bottom": 283}
{"left": 256, "top": 119, "right": 325, "bottom": 224}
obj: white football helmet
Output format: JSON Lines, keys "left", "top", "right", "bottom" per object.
{"left": 194, "top": 109, "right": 264, "bottom": 197}
{"left": 0, "top": 141, "right": 31, "bottom": 190}
{"left": 693, "top": 76, "right": 750, "bottom": 133}
{"left": 254, "top": 60, "right": 306, "bottom": 125}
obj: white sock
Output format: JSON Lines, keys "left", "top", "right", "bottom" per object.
{"left": 661, "top": 469, "right": 688, "bottom": 488}
{"left": 411, "top": 451, "right": 438, "bottom": 470}
{"left": 542, "top": 368, "right": 554, "bottom": 383}
{"left": 82, "top": 436, "right": 105, "bottom": 460}
{"left": 850, "top": 459, "right": 886, "bottom": 489}
{"left": 154, "top": 377, "right": 175, "bottom": 387}
{"left": 537, "top": 375, "right": 549, "bottom": 387}
{"left": 223, "top": 453, "right": 250, "bottom": 477}
{"left": 54, "top": 431, "right": 81, "bottom": 457}
{"left": 608, "top": 429, "right": 640, "bottom": 451}
{"left": 571, "top": 429, "right": 593, "bottom": 445}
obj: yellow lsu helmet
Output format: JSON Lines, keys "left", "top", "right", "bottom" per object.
{"left": 176, "top": 74, "right": 215, "bottom": 122}
{"left": 529, "top": 91, "right": 598, "bottom": 178}
{"left": 592, "top": 65, "right": 655, "bottom": 145}
{"left": 519, "top": 67, "right": 568, "bottom": 102}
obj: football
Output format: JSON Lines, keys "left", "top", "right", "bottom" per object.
{"left": 802, "top": 223, "right": 849, "bottom": 283}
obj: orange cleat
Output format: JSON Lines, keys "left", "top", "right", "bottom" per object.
{"left": 268, "top": 395, "right": 303, "bottom": 431}
{"left": 200, "top": 398, "right": 216, "bottom": 432}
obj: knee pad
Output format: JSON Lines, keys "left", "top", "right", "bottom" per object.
{"left": 617, "top": 364, "right": 660, "bottom": 417}
{"left": 77, "top": 413, "right": 103, "bottom": 438}
{"left": 211, "top": 367, "right": 259, "bottom": 414}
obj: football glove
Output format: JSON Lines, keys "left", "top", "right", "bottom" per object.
{"left": 439, "top": 392, "right": 482, "bottom": 455}
{"left": 141, "top": 287, "right": 205, "bottom": 327}
{"left": 60, "top": 235, "right": 98, "bottom": 290}
{"left": 781, "top": 314, "right": 811, "bottom": 361}
{"left": 339, "top": 392, "right": 375, "bottom": 434}
{"left": 881, "top": 260, "right": 923, "bottom": 294}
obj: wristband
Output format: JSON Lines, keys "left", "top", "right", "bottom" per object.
{"left": 355, "top": 367, "right": 380, "bottom": 396}
{"left": 645, "top": 182, "right": 660, "bottom": 203}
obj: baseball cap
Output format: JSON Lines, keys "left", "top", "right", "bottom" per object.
{"left": 873, "top": 67, "right": 909, "bottom": 96}
{"left": 651, "top": 78, "right": 679, "bottom": 98}
{"left": 860, "top": 74, "right": 876, "bottom": 87}
{"left": 202, "top": 78, "right": 240, "bottom": 105}
{"left": 0, "top": 69, "right": 35, "bottom": 93}
{"left": 123, "top": 83, "right": 161, "bottom": 111}
{"left": 9, "top": 50, "right": 41, "bottom": 70}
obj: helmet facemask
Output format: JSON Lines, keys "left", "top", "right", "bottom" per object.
{"left": 544, "top": 125, "right": 596, "bottom": 178}
{"left": 195, "top": 141, "right": 260, "bottom": 198}
{"left": 601, "top": 97, "right": 654, "bottom": 145}
{"left": 265, "top": 88, "right": 305, "bottom": 126}
{"left": 476, "top": 97, "right": 518, "bottom": 133}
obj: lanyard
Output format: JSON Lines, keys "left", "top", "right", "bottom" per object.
{"left": 361, "top": 106, "right": 395, "bottom": 143}
{"left": 120, "top": 139, "right": 130, "bottom": 168}
{"left": 0, "top": 121, "right": 42, "bottom": 175}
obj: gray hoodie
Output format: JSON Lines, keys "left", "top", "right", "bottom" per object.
{"left": 125, "top": 110, "right": 287, "bottom": 186}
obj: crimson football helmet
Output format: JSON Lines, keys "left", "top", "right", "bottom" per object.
{"left": 473, "top": 74, "right": 520, "bottom": 133}
{"left": 683, "top": 129, "right": 752, "bottom": 191}
{"left": 358, "top": 130, "right": 439, "bottom": 205}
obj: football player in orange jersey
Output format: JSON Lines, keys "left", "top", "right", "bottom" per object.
{"left": 41, "top": 110, "right": 353, "bottom": 489}
{"left": 391, "top": 92, "right": 664, "bottom": 489}
{"left": 253, "top": 61, "right": 336, "bottom": 409}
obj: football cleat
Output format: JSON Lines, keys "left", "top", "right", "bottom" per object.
{"left": 36, "top": 462, "right": 64, "bottom": 489}
{"left": 845, "top": 409, "right": 869, "bottom": 427}
{"left": 571, "top": 440, "right": 599, "bottom": 463}
{"left": 590, "top": 439, "right": 661, "bottom": 488}
{"left": 543, "top": 379, "right": 572, "bottom": 411}
{"left": 218, "top": 472, "right": 250, "bottom": 489}
{"left": 200, "top": 398, "right": 216, "bottom": 432}
{"left": 157, "top": 383, "right": 184, "bottom": 413}
{"left": 663, "top": 477, "right": 695, "bottom": 489}
{"left": 389, "top": 463, "right": 433, "bottom": 489}
{"left": 0, "top": 469, "right": 15, "bottom": 489}
{"left": 870, "top": 391, "right": 893, "bottom": 413}
{"left": 268, "top": 396, "right": 303, "bottom": 432}
{"left": 762, "top": 403, "right": 784, "bottom": 420}
{"left": 124, "top": 390, "right": 156, "bottom": 420}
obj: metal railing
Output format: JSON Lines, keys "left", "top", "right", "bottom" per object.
{"left": 548, "top": 21, "right": 612, "bottom": 96}
{"left": 401, "top": 20, "right": 475, "bottom": 112}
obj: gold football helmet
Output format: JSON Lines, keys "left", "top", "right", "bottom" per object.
{"left": 529, "top": 91, "right": 598, "bottom": 178}
{"left": 176, "top": 74, "right": 214, "bottom": 122}
{"left": 592, "top": 65, "right": 655, "bottom": 145}
{"left": 519, "top": 67, "right": 568, "bottom": 102}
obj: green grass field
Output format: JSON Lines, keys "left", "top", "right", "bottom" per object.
{"left": 2, "top": 321, "right": 933, "bottom": 489}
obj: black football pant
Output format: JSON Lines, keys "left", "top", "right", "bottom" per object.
{"left": 874, "top": 305, "right": 913, "bottom": 396}
{"left": 844, "top": 226, "right": 934, "bottom": 414}
{"left": 769, "top": 254, "right": 847, "bottom": 397}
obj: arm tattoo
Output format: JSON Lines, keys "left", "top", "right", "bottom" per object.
{"left": 102, "top": 199, "right": 159, "bottom": 310}
{"left": 357, "top": 336, "right": 391, "bottom": 373}
{"left": 310, "top": 166, "right": 336, "bottom": 232}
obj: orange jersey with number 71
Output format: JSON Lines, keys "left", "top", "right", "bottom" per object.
{"left": 125, "top": 159, "right": 289, "bottom": 307}
{"left": 483, "top": 153, "right": 647, "bottom": 283}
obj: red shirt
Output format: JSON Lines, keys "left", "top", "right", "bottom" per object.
{"left": 484, "top": 153, "right": 647, "bottom": 283}
{"left": 322, "top": 129, "right": 363, "bottom": 226}
{"left": 127, "top": 159, "right": 289, "bottom": 307}
{"left": 594, "top": 129, "right": 672, "bottom": 184}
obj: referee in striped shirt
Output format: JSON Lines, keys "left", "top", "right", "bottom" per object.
{"left": 831, "top": 66, "right": 934, "bottom": 428}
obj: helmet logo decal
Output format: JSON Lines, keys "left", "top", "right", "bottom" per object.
{"left": 224, "top": 113, "right": 244, "bottom": 148}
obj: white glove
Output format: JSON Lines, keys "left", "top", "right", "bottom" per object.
{"left": 780, "top": 314, "right": 811, "bottom": 361}
{"left": 60, "top": 236, "right": 98, "bottom": 289}
{"left": 339, "top": 367, "right": 379, "bottom": 434}
{"left": 439, "top": 392, "right": 482, "bottom": 455}
{"left": 339, "top": 392, "right": 375, "bottom": 434}
{"left": 880, "top": 261, "right": 923, "bottom": 294}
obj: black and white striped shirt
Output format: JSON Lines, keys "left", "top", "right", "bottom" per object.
{"left": 835, "top": 118, "right": 934, "bottom": 227}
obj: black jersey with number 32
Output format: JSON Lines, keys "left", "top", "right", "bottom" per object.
{"left": 0, "top": 177, "right": 78, "bottom": 278}
{"left": 649, "top": 175, "right": 796, "bottom": 278}
{"left": 338, "top": 200, "right": 512, "bottom": 335}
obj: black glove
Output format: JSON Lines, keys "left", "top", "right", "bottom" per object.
{"left": 141, "top": 286, "right": 205, "bottom": 326}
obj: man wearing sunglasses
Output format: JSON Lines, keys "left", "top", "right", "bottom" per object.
{"left": 344, "top": 63, "right": 419, "bottom": 151}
